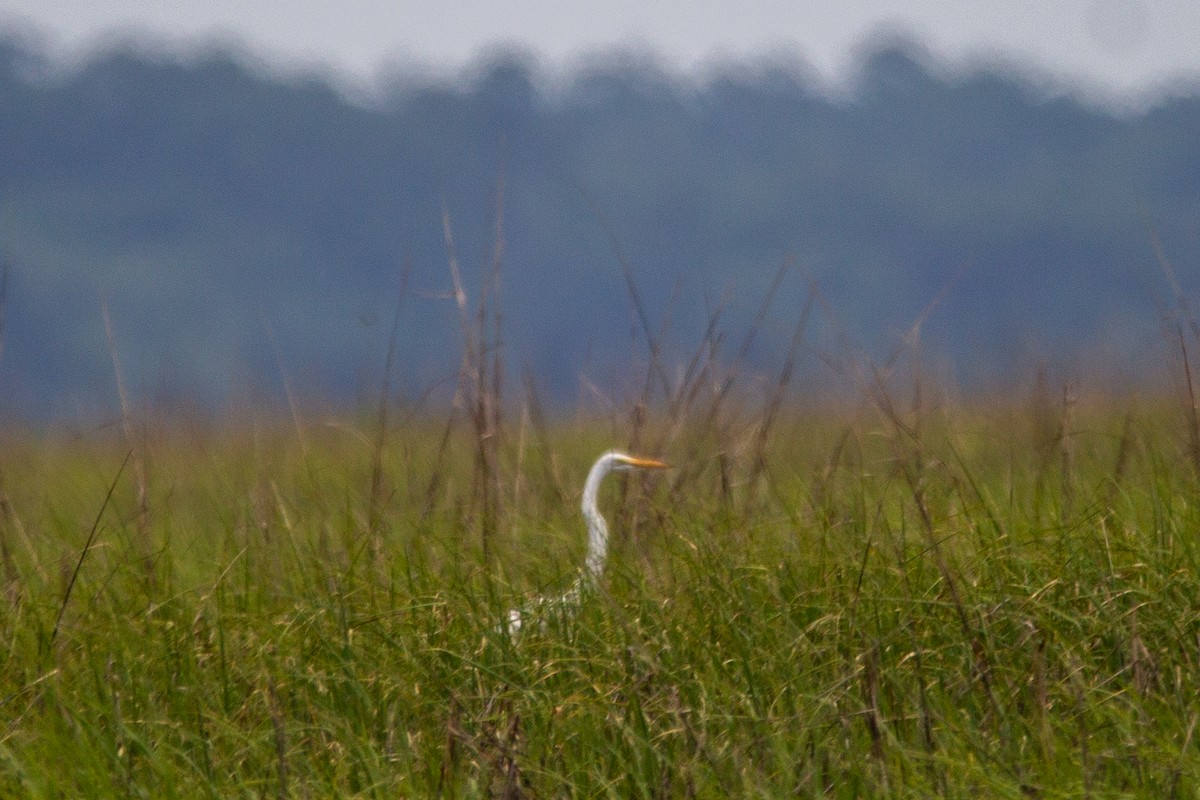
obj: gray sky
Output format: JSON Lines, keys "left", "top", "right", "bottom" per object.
{"left": 1, "top": 0, "right": 1197, "bottom": 105}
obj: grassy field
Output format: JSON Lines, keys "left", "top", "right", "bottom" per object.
{"left": 0, "top": 380, "right": 1198, "bottom": 798}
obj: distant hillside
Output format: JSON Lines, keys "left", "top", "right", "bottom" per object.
{"left": 0, "top": 34, "right": 1197, "bottom": 417}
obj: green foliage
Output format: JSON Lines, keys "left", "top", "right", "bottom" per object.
{"left": 0, "top": 403, "right": 1198, "bottom": 797}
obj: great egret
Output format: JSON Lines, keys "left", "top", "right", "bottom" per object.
{"left": 505, "top": 450, "right": 669, "bottom": 635}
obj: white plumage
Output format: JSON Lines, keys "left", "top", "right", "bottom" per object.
{"left": 505, "top": 450, "right": 669, "bottom": 635}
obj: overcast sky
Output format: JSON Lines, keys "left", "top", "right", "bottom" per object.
{"left": 1, "top": 0, "right": 1198, "bottom": 106}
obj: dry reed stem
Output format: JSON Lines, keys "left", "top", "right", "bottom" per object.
{"left": 263, "top": 318, "right": 310, "bottom": 457}
{"left": 744, "top": 288, "right": 812, "bottom": 511}
{"left": 266, "top": 675, "right": 289, "bottom": 800}
{"left": 1176, "top": 327, "right": 1200, "bottom": 476}
{"left": 101, "top": 298, "right": 153, "bottom": 580}
{"left": 1059, "top": 382, "right": 1077, "bottom": 517}
{"left": 367, "top": 263, "right": 410, "bottom": 563}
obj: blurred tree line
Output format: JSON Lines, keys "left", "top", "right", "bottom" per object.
{"left": 0, "top": 34, "right": 1196, "bottom": 416}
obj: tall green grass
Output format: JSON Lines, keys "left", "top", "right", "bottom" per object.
{"left": 3, "top": 222, "right": 1199, "bottom": 795}
{"left": 0, "top": 392, "right": 1197, "bottom": 797}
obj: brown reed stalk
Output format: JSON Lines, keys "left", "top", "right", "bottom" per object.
{"left": 1104, "top": 408, "right": 1135, "bottom": 508}
{"left": 744, "top": 289, "right": 812, "bottom": 510}
{"left": 860, "top": 643, "right": 885, "bottom": 762}
{"left": 266, "top": 675, "right": 289, "bottom": 800}
{"left": 367, "top": 263, "right": 410, "bottom": 563}
{"left": 522, "top": 370, "right": 564, "bottom": 506}
{"left": 0, "top": 260, "right": 16, "bottom": 603}
{"left": 263, "top": 318, "right": 309, "bottom": 457}
{"left": 1148, "top": 222, "right": 1200, "bottom": 479}
{"left": 476, "top": 169, "right": 506, "bottom": 560}
{"left": 1177, "top": 327, "right": 1200, "bottom": 476}
{"left": 664, "top": 260, "right": 795, "bottom": 502}
{"left": 442, "top": 201, "right": 487, "bottom": 548}
{"left": 848, "top": 278, "right": 1002, "bottom": 720}
{"left": 441, "top": 180, "right": 505, "bottom": 560}
{"left": 1059, "top": 381, "right": 1077, "bottom": 517}
{"left": 101, "top": 298, "right": 153, "bottom": 582}
{"left": 575, "top": 182, "right": 671, "bottom": 399}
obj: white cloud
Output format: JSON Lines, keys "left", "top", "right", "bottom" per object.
{"left": 1, "top": 0, "right": 1197, "bottom": 105}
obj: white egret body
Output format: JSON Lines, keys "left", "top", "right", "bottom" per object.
{"left": 505, "top": 450, "right": 668, "bottom": 635}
